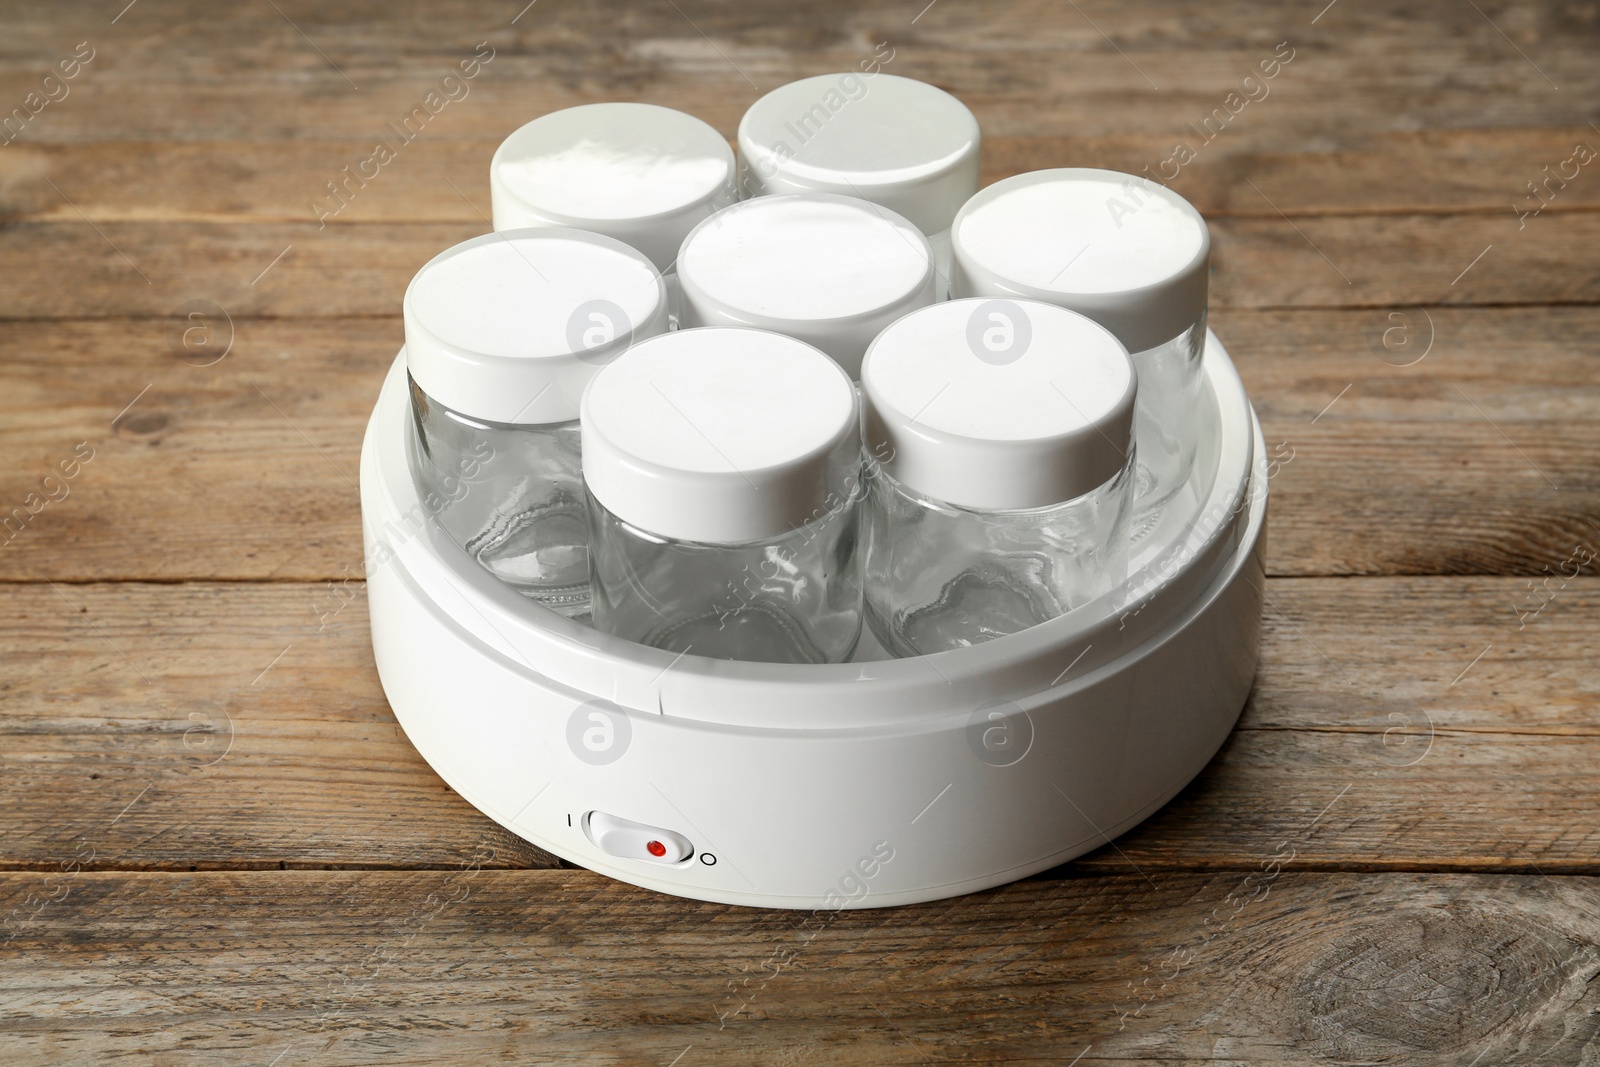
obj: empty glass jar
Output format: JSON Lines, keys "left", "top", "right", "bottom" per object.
{"left": 582, "top": 328, "right": 863, "bottom": 663}
{"left": 676, "top": 192, "right": 936, "bottom": 378}
{"left": 950, "top": 168, "right": 1209, "bottom": 539}
{"left": 737, "top": 73, "right": 980, "bottom": 295}
{"left": 861, "top": 298, "right": 1138, "bottom": 656}
{"left": 404, "top": 228, "right": 669, "bottom": 615}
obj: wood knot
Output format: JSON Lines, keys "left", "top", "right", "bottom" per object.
{"left": 1291, "top": 905, "right": 1570, "bottom": 1059}
{"left": 115, "top": 410, "right": 169, "bottom": 442}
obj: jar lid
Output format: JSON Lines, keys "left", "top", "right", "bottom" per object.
{"left": 861, "top": 298, "right": 1136, "bottom": 511}
{"left": 951, "top": 168, "right": 1209, "bottom": 354}
{"left": 581, "top": 328, "right": 859, "bottom": 544}
{"left": 490, "top": 103, "right": 738, "bottom": 272}
{"left": 737, "top": 74, "right": 980, "bottom": 238}
{"left": 403, "top": 228, "right": 668, "bottom": 425}
{"left": 677, "top": 193, "right": 935, "bottom": 378}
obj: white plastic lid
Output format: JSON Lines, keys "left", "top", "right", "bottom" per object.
{"left": 676, "top": 193, "right": 936, "bottom": 378}
{"left": 861, "top": 298, "right": 1136, "bottom": 510}
{"left": 404, "top": 228, "right": 668, "bottom": 425}
{"left": 951, "top": 168, "right": 1210, "bottom": 354}
{"left": 581, "top": 328, "right": 860, "bottom": 544}
{"left": 737, "top": 74, "right": 981, "bottom": 238}
{"left": 490, "top": 103, "right": 738, "bottom": 272}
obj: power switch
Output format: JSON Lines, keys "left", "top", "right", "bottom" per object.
{"left": 584, "top": 811, "right": 693, "bottom": 864}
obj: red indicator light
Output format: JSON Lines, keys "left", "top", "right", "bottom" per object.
{"left": 646, "top": 840, "right": 666, "bottom": 857}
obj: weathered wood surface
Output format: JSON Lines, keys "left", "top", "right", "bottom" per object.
{"left": 1, "top": 871, "right": 1596, "bottom": 1065}
{"left": 1, "top": 0, "right": 1596, "bottom": 142}
{"left": 3, "top": 309, "right": 1595, "bottom": 582}
{"left": 5, "top": 129, "right": 1600, "bottom": 224}
{"left": 2, "top": 576, "right": 1596, "bottom": 873}
{"left": 1, "top": 0, "right": 1597, "bottom": 1061}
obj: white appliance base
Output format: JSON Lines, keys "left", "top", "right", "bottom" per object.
{"left": 361, "top": 331, "right": 1267, "bottom": 909}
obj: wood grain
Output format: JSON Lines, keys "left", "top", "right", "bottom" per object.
{"left": 0, "top": 870, "right": 1595, "bottom": 1065}
{"left": 3, "top": 309, "right": 1594, "bottom": 583}
{"left": 1, "top": 0, "right": 1596, "bottom": 142}
{"left": 2, "top": 577, "right": 1597, "bottom": 873}
{"left": 5, "top": 128, "right": 1599, "bottom": 225}
{"left": 0, "top": 579, "right": 556, "bottom": 872}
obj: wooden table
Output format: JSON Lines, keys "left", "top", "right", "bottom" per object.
{"left": 3, "top": 1, "right": 1597, "bottom": 1062}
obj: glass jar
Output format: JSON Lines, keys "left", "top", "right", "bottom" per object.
{"left": 404, "top": 228, "right": 669, "bottom": 614}
{"left": 676, "top": 193, "right": 936, "bottom": 378}
{"left": 1122, "top": 313, "right": 1207, "bottom": 528}
{"left": 860, "top": 299, "right": 1138, "bottom": 656}
{"left": 950, "top": 168, "right": 1209, "bottom": 538}
{"left": 582, "top": 328, "right": 863, "bottom": 663}
{"left": 408, "top": 380, "right": 589, "bottom": 609}
{"left": 737, "top": 73, "right": 980, "bottom": 297}
{"left": 490, "top": 102, "right": 739, "bottom": 321}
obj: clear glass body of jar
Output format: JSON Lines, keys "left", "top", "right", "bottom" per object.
{"left": 587, "top": 483, "right": 864, "bottom": 665}
{"left": 925, "top": 226, "right": 954, "bottom": 300}
{"left": 661, "top": 266, "right": 687, "bottom": 330}
{"left": 1129, "top": 313, "right": 1207, "bottom": 538}
{"left": 863, "top": 450, "right": 1136, "bottom": 657}
{"left": 408, "top": 374, "right": 591, "bottom": 616}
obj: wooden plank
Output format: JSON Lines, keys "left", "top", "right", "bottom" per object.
{"left": 0, "top": 579, "right": 559, "bottom": 872}
{"left": 0, "top": 315, "right": 380, "bottom": 585}
{"left": 1, "top": 869, "right": 1596, "bottom": 1064}
{"left": 3, "top": 309, "right": 1594, "bottom": 582}
{"left": 0, "top": 0, "right": 1595, "bottom": 143}
{"left": 985, "top": 129, "right": 1600, "bottom": 219}
{"left": 0, "top": 210, "right": 1585, "bottom": 320}
{"left": 1227, "top": 306, "right": 1600, "bottom": 577}
{"left": 2, "top": 577, "right": 1597, "bottom": 872}
{"left": 5, "top": 128, "right": 1599, "bottom": 224}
